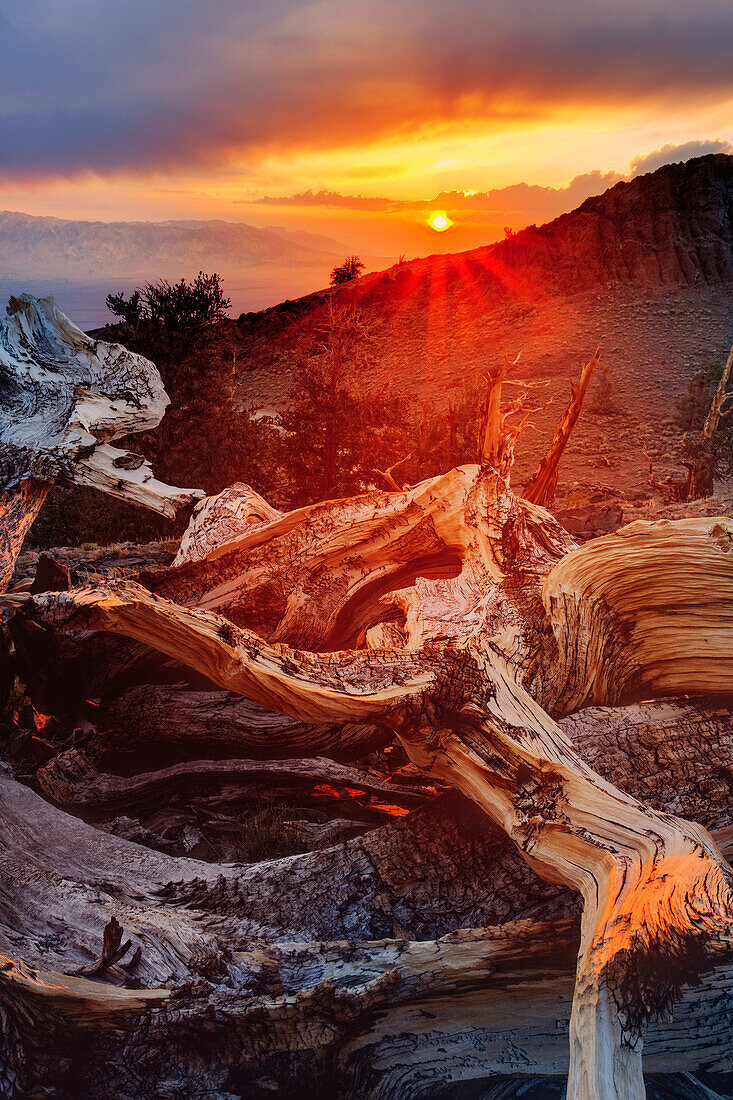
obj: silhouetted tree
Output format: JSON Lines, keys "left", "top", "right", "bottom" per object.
{"left": 106, "top": 272, "right": 231, "bottom": 381}
{"left": 330, "top": 255, "right": 365, "bottom": 284}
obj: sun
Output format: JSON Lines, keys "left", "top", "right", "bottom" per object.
{"left": 427, "top": 211, "right": 452, "bottom": 232}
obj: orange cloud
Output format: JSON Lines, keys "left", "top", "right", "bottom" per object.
{"left": 1, "top": 1, "right": 732, "bottom": 184}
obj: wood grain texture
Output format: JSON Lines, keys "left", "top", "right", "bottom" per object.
{"left": 2, "top": 320, "right": 732, "bottom": 1098}
{"left": 0, "top": 294, "right": 202, "bottom": 590}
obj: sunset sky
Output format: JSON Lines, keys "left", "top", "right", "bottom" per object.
{"left": 2, "top": 0, "right": 732, "bottom": 257}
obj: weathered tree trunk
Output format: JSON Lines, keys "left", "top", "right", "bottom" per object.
{"left": 36, "top": 746, "right": 426, "bottom": 817}
{"left": 523, "top": 347, "right": 600, "bottom": 507}
{"left": 105, "top": 683, "right": 386, "bottom": 758}
{"left": 0, "top": 294, "right": 202, "bottom": 591}
{"left": 0, "top": 716, "right": 732, "bottom": 1097}
{"left": 700, "top": 343, "right": 733, "bottom": 440}
{"left": 16, "top": 479, "right": 733, "bottom": 1098}
{"left": 2, "top": 314, "right": 732, "bottom": 1098}
{"left": 0, "top": 479, "right": 49, "bottom": 592}
{"left": 106, "top": 683, "right": 387, "bottom": 758}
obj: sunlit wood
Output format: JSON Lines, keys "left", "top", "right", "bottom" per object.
{"left": 2, "top": 310, "right": 732, "bottom": 1098}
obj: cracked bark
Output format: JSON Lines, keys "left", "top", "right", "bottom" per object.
{"left": 18, "top": 472, "right": 733, "bottom": 1098}
{"left": 1, "top": 316, "right": 732, "bottom": 1098}
{"left": 0, "top": 294, "right": 202, "bottom": 592}
{"left": 0, "top": 753, "right": 731, "bottom": 1097}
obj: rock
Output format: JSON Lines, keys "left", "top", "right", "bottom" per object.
{"left": 554, "top": 501, "right": 624, "bottom": 539}
{"left": 30, "top": 552, "right": 71, "bottom": 595}
{"left": 491, "top": 154, "right": 733, "bottom": 293}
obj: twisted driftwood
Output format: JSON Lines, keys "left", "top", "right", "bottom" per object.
{"left": 0, "top": 294, "right": 202, "bottom": 590}
{"left": 0, "top": 310, "right": 732, "bottom": 1098}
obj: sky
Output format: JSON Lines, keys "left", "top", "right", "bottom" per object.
{"left": 1, "top": 0, "right": 732, "bottom": 258}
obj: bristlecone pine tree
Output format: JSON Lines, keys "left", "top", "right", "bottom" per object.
{"left": 1, "top": 296, "right": 732, "bottom": 1100}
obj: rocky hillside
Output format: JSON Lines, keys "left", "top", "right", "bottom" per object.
{"left": 27, "top": 155, "right": 733, "bottom": 549}
{"left": 491, "top": 153, "right": 733, "bottom": 291}
{"left": 228, "top": 155, "right": 732, "bottom": 498}
{"left": 238, "top": 154, "right": 733, "bottom": 335}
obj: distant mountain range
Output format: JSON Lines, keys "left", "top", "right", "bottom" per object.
{"left": 0, "top": 210, "right": 393, "bottom": 324}
{"left": 0, "top": 211, "right": 371, "bottom": 280}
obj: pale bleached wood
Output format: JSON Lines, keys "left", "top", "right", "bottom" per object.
{"left": 3, "top": 326, "right": 733, "bottom": 1098}
{"left": 18, "top": 474, "right": 733, "bottom": 1099}
{"left": 173, "top": 481, "right": 281, "bottom": 565}
{"left": 543, "top": 516, "right": 733, "bottom": 712}
{"left": 701, "top": 342, "right": 733, "bottom": 440}
{"left": 0, "top": 293, "right": 203, "bottom": 590}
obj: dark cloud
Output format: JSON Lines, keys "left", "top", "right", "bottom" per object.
{"left": 1, "top": 0, "right": 732, "bottom": 179}
{"left": 252, "top": 190, "right": 405, "bottom": 212}
{"left": 251, "top": 171, "right": 624, "bottom": 224}
{"left": 630, "top": 139, "right": 733, "bottom": 175}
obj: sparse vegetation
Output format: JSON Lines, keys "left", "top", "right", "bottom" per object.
{"left": 106, "top": 271, "right": 231, "bottom": 382}
{"left": 231, "top": 798, "right": 308, "bottom": 862}
{"left": 675, "top": 351, "right": 730, "bottom": 432}
{"left": 330, "top": 255, "right": 364, "bottom": 284}
{"left": 274, "top": 302, "right": 409, "bottom": 503}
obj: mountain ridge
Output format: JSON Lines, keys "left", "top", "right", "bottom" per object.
{"left": 490, "top": 152, "right": 733, "bottom": 291}
{"left": 0, "top": 209, "right": 362, "bottom": 279}
{"left": 234, "top": 154, "right": 732, "bottom": 342}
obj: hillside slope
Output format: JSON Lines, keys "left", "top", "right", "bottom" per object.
{"left": 232, "top": 155, "right": 733, "bottom": 496}
{"left": 487, "top": 152, "right": 733, "bottom": 291}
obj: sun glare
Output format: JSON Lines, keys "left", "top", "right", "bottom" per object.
{"left": 428, "top": 211, "right": 452, "bottom": 232}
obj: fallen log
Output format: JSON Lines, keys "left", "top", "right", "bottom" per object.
{"left": 36, "top": 748, "right": 427, "bottom": 817}
{"left": 106, "top": 684, "right": 387, "bottom": 760}
{"left": 3, "top": 323, "right": 733, "bottom": 1098}
{"left": 1, "top": 688, "right": 733, "bottom": 1095}
{"left": 19, "top": 492, "right": 733, "bottom": 1098}
{"left": 3, "top": 932, "right": 731, "bottom": 1099}
{"left": 0, "top": 763, "right": 573, "bottom": 974}
{"left": 1, "top": 756, "right": 732, "bottom": 1092}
